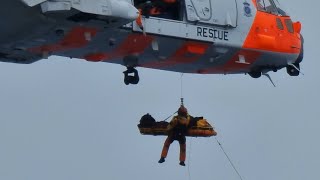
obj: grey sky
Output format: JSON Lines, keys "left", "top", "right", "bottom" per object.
{"left": 0, "top": 0, "right": 319, "bottom": 180}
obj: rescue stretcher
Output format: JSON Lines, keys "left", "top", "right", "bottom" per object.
{"left": 138, "top": 114, "right": 217, "bottom": 137}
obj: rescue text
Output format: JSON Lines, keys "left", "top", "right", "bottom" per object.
{"left": 197, "top": 27, "right": 229, "bottom": 41}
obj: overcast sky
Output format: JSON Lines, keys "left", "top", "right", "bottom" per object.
{"left": 0, "top": 1, "right": 319, "bottom": 180}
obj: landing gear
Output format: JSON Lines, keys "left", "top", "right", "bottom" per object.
{"left": 123, "top": 67, "right": 140, "bottom": 85}
{"left": 248, "top": 71, "right": 262, "bottom": 78}
{"left": 287, "top": 63, "right": 300, "bottom": 76}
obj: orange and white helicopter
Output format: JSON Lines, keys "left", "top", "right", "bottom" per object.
{"left": 1, "top": 0, "right": 303, "bottom": 85}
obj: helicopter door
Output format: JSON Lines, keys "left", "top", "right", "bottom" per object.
{"left": 185, "top": 0, "right": 237, "bottom": 27}
{"left": 132, "top": 0, "right": 186, "bottom": 39}
{"left": 131, "top": 0, "right": 236, "bottom": 41}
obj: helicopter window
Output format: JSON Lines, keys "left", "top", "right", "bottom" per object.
{"left": 284, "top": 19, "right": 294, "bottom": 33}
{"left": 256, "top": 0, "right": 278, "bottom": 15}
{"left": 276, "top": 18, "right": 284, "bottom": 30}
{"left": 273, "top": 0, "right": 289, "bottom": 16}
{"left": 187, "top": 0, "right": 212, "bottom": 21}
{"left": 134, "top": 0, "right": 181, "bottom": 21}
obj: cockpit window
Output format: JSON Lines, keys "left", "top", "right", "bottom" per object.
{"left": 276, "top": 18, "right": 284, "bottom": 30}
{"left": 285, "top": 19, "right": 294, "bottom": 33}
{"left": 256, "top": 0, "right": 278, "bottom": 14}
{"left": 273, "top": 0, "right": 289, "bottom": 16}
{"left": 256, "top": 0, "right": 289, "bottom": 16}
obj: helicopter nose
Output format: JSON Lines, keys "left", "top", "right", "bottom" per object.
{"left": 296, "top": 34, "right": 304, "bottom": 64}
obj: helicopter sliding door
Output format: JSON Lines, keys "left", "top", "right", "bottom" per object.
{"left": 132, "top": 0, "right": 237, "bottom": 42}
{"left": 185, "top": 0, "right": 237, "bottom": 27}
{"left": 132, "top": 0, "right": 188, "bottom": 38}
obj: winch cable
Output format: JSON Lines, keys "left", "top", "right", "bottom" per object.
{"left": 180, "top": 73, "right": 184, "bottom": 102}
{"left": 179, "top": 72, "right": 243, "bottom": 180}
{"left": 187, "top": 138, "right": 192, "bottom": 180}
{"left": 215, "top": 137, "right": 244, "bottom": 180}
{"left": 163, "top": 73, "right": 185, "bottom": 122}
{"left": 180, "top": 73, "right": 192, "bottom": 180}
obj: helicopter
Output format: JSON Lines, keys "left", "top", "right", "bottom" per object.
{"left": 0, "top": 0, "right": 303, "bottom": 85}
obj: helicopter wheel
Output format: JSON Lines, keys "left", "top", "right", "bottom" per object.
{"left": 287, "top": 63, "right": 300, "bottom": 76}
{"left": 248, "top": 71, "right": 262, "bottom": 78}
{"left": 123, "top": 67, "right": 140, "bottom": 85}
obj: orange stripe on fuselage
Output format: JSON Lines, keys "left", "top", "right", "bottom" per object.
{"left": 29, "top": 27, "right": 98, "bottom": 53}
{"left": 243, "top": 0, "right": 301, "bottom": 54}
{"left": 197, "top": 50, "right": 261, "bottom": 74}
{"left": 85, "top": 34, "right": 154, "bottom": 62}
{"left": 141, "top": 41, "right": 210, "bottom": 69}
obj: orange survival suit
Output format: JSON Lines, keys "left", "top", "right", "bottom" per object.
{"left": 158, "top": 105, "right": 191, "bottom": 166}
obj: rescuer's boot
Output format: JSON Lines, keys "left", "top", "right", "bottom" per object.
{"left": 179, "top": 161, "right": 185, "bottom": 166}
{"left": 158, "top": 157, "right": 165, "bottom": 163}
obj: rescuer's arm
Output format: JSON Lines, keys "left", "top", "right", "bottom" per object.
{"left": 167, "top": 117, "right": 178, "bottom": 131}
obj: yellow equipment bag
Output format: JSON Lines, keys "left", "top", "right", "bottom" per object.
{"left": 138, "top": 114, "right": 217, "bottom": 137}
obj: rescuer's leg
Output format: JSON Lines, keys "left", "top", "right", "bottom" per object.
{"left": 159, "top": 136, "right": 174, "bottom": 163}
{"left": 178, "top": 136, "right": 186, "bottom": 166}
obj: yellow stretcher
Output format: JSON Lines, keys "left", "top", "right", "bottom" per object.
{"left": 138, "top": 115, "right": 217, "bottom": 137}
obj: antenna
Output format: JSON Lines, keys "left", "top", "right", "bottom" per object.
{"left": 263, "top": 73, "right": 276, "bottom": 87}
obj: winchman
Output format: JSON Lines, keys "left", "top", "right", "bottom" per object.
{"left": 136, "top": 0, "right": 179, "bottom": 19}
{"left": 158, "top": 105, "right": 191, "bottom": 166}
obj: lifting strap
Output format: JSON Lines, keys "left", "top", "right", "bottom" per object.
{"left": 162, "top": 111, "right": 177, "bottom": 122}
